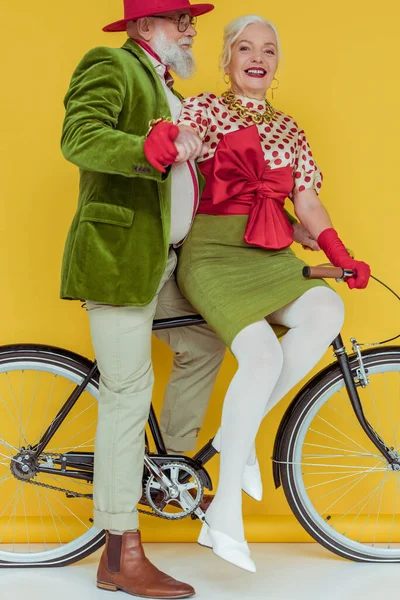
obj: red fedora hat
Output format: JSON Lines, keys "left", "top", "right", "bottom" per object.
{"left": 103, "top": 0, "right": 214, "bottom": 32}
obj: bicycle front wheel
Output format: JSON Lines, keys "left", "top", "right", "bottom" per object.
{"left": 280, "top": 346, "right": 400, "bottom": 561}
{"left": 0, "top": 344, "right": 105, "bottom": 567}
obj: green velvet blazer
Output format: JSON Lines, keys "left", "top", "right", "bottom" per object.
{"left": 60, "top": 38, "right": 202, "bottom": 305}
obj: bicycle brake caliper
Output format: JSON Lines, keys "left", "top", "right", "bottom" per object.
{"left": 351, "top": 338, "right": 370, "bottom": 388}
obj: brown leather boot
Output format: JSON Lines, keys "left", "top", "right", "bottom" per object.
{"left": 97, "top": 531, "right": 195, "bottom": 598}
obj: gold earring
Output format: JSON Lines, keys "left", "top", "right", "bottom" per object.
{"left": 270, "top": 77, "right": 280, "bottom": 100}
{"left": 224, "top": 73, "right": 231, "bottom": 85}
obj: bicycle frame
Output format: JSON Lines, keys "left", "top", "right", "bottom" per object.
{"left": 29, "top": 316, "right": 397, "bottom": 485}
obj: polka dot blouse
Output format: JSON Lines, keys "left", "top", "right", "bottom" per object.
{"left": 179, "top": 92, "right": 323, "bottom": 197}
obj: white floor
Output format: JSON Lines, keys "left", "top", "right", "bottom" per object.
{"left": 1, "top": 543, "right": 399, "bottom": 600}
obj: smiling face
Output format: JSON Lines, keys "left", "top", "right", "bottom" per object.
{"left": 226, "top": 23, "right": 279, "bottom": 100}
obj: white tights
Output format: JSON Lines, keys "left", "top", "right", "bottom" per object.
{"left": 207, "top": 287, "right": 345, "bottom": 542}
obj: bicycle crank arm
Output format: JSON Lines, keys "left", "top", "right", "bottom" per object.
{"left": 143, "top": 455, "right": 175, "bottom": 492}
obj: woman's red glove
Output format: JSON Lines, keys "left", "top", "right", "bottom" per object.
{"left": 144, "top": 121, "right": 180, "bottom": 173}
{"left": 317, "top": 228, "right": 371, "bottom": 289}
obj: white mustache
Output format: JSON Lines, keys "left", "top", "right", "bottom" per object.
{"left": 179, "top": 38, "right": 194, "bottom": 47}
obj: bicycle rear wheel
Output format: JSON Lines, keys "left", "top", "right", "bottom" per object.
{"left": 280, "top": 346, "right": 400, "bottom": 561}
{"left": 0, "top": 344, "right": 105, "bottom": 567}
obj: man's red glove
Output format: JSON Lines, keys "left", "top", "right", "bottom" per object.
{"left": 144, "top": 121, "right": 179, "bottom": 173}
{"left": 317, "top": 228, "right": 371, "bottom": 289}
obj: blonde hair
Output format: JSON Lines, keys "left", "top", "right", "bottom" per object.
{"left": 220, "top": 15, "right": 281, "bottom": 70}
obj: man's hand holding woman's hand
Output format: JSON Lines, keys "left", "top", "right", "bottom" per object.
{"left": 143, "top": 121, "right": 180, "bottom": 173}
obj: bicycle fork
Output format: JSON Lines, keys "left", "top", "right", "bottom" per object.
{"left": 332, "top": 335, "right": 400, "bottom": 469}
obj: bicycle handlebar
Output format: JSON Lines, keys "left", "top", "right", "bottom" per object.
{"left": 302, "top": 266, "right": 354, "bottom": 280}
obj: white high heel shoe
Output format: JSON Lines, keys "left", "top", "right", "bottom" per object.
{"left": 198, "top": 522, "right": 256, "bottom": 572}
{"left": 212, "top": 433, "right": 263, "bottom": 502}
{"left": 242, "top": 457, "right": 263, "bottom": 502}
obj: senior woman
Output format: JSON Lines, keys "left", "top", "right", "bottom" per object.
{"left": 175, "top": 15, "right": 371, "bottom": 572}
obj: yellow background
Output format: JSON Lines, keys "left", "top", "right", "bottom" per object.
{"left": 0, "top": 0, "right": 399, "bottom": 542}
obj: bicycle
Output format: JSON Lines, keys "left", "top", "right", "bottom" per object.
{"left": 0, "top": 265, "right": 399, "bottom": 567}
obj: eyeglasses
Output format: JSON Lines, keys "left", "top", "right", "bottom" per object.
{"left": 151, "top": 14, "right": 197, "bottom": 33}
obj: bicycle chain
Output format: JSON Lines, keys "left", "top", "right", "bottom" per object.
{"left": 25, "top": 478, "right": 169, "bottom": 518}
{"left": 25, "top": 478, "right": 93, "bottom": 499}
{"left": 22, "top": 453, "right": 172, "bottom": 519}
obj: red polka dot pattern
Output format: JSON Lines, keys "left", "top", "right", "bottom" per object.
{"left": 179, "top": 93, "right": 322, "bottom": 196}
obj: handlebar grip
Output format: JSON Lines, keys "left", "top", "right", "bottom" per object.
{"left": 303, "top": 266, "right": 347, "bottom": 279}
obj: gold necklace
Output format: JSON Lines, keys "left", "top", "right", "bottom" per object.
{"left": 221, "top": 90, "right": 276, "bottom": 125}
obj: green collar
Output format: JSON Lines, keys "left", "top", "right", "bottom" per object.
{"left": 121, "top": 38, "right": 156, "bottom": 70}
{"left": 121, "top": 37, "right": 182, "bottom": 101}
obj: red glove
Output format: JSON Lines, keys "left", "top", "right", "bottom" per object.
{"left": 317, "top": 228, "right": 371, "bottom": 289}
{"left": 144, "top": 121, "right": 179, "bottom": 173}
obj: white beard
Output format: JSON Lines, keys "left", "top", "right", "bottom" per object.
{"left": 152, "top": 31, "right": 196, "bottom": 79}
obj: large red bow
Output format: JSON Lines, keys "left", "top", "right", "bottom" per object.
{"left": 209, "top": 125, "right": 294, "bottom": 250}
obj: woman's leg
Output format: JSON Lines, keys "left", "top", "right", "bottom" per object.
{"left": 246, "top": 287, "right": 345, "bottom": 464}
{"left": 206, "top": 320, "right": 284, "bottom": 542}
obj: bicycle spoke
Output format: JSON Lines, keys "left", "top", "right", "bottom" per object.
{"left": 35, "top": 486, "right": 47, "bottom": 551}
{"left": 0, "top": 438, "right": 19, "bottom": 453}
{"left": 312, "top": 469, "right": 382, "bottom": 509}
{"left": 303, "top": 442, "right": 384, "bottom": 460}
{"left": 0, "top": 451, "right": 25, "bottom": 465}
{"left": 341, "top": 477, "right": 388, "bottom": 540}
{"left": 38, "top": 378, "right": 73, "bottom": 441}
{"left": 372, "top": 470, "right": 390, "bottom": 546}
{"left": 0, "top": 353, "right": 101, "bottom": 563}
{"left": 0, "top": 488, "right": 22, "bottom": 544}
{"left": 308, "top": 427, "right": 365, "bottom": 453}
{"left": 36, "top": 488, "right": 63, "bottom": 546}
{"left": 18, "top": 371, "right": 24, "bottom": 448}
{"left": 59, "top": 400, "right": 98, "bottom": 431}
{"left": 21, "top": 485, "right": 30, "bottom": 553}
{"left": 314, "top": 415, "right": 372, "bottom": 455}
{"left": 0, "top": 475, "right": 14, "bottom": 486}
{"left": 388, "top": 474, "right": 400, "bottom": 547}
{"left": 306, "top": 470, "right": 379, "bottom": 493}
{"left": 36, "top": 487, "right": 75, "bottom": 543}
{"left": 25, "top": 373, "right": 56, "bottom": 446}
{"left": 0, "top": 390, "right": 27, "bottom": 445}
{"left": 296, "top": 460, "right": 385, "bottom": 470}
{"left": 6, "top": 372, "right": 30, "bottom": 445}
{"left": 324, "top": 463, "right": 387, "bottom": 523}
{"left": 327, "top": 390, "right": 361, "bottom": 425}
{"left": 302, "top": 452, "right": 384, "bottom": 460}
{"left": 354, "top": 474, "right": 392, "bottom": 544}
{"left": 55, "top": 421, "right": 97, "bottom": 449}
{"left": 45, "top": 489, "right": 91, "bottom": 531}
{"left": 285, "top": 356, "right": 400, "bottom": 560}
{"left": 46, "top": 438, "right": 95, "bottom": 454}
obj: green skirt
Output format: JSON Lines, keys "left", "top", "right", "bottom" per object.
{"left": 177, "top": 215, "right": 329, "bottom": 348}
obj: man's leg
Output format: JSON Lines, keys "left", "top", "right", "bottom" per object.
{"left": 87, "top": 251, "right": 194, "bottom": 598}
{"left": 154, "top": 274, "right": 226, "bottom": 454}
{"left": 87, "top": 299, "right": 156, "bottom": 532}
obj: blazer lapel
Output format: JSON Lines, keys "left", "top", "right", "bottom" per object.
{"left": 121, "top": 38, "right": 171, "bottom": 120}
